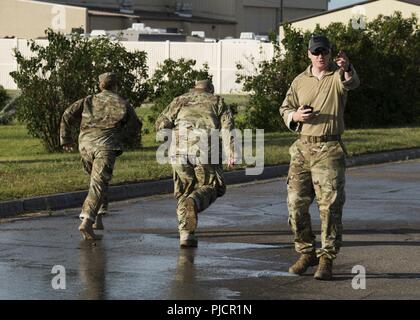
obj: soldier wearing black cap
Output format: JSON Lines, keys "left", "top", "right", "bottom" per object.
{"left": 60, "top": 72, "right": 142, "bottom": 240}
{"left": 279, "top": 35, "right": 360, "bottom": 280}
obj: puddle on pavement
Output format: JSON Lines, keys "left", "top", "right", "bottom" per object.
{"left": 0, "top": 232, "right": 295, "bottom": 299}
{"left": 199, "top": 242, "right": 287, "bottom": 250}
{"left": 204, "top": 268, "right": 295, "bottom": 280}
{"left": 214, "top": 288, "right": 242, "bottom": 299}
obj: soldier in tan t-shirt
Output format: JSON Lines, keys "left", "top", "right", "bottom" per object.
{"left": 279, "top": 35, "right": 360, "bottom": 280}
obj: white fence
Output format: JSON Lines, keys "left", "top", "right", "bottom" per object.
{"left": 0, "top": 39, "right": 275, "bottom": 94}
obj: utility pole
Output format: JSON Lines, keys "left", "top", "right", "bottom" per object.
{"left": 280, "top": 0, "right": 283, "bottom": 24}
{"left": 276, "top": 0, "right": 284, "bottom": 32}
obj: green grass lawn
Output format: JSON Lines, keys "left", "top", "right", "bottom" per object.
{"left": 2, "top": 103, "right": 420, "bottom": 201}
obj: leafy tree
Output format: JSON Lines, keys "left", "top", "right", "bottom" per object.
{"left": 236, "top": 46, "right": 286, "bottom": 131}
{"left": 237, "top": 12, "right": 420, "bottom": 130}
{"left": 10, "top": 29, "right": 150, "bottom": 151}
{"left": 313, "top": 12, "right": 420, "bottom": 127}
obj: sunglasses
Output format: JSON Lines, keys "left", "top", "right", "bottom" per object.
{"left": 311, "top": 49, "right": 330, "bottom": 56}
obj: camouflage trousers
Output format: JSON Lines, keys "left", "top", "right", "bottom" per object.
{"left": 287, "top": 139, "right": 346, "bottom": 260}
{"left": 172, "top": 162, "right": 226, "bottom": 234}
{"left": 79, "top": 149, "right": 117, "bottom": 222}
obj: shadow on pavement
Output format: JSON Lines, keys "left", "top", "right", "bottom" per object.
{"left": 332, "top": 273, "right": 420, "bottom": 281}
{"left": 198, "top": 228, "right": 420, "bottom": 238}
{"left": 342, "top": 228, "right": 420, "bottom": 235}
{"left": 343, "top": 240, "right": 420, "bottom": 247}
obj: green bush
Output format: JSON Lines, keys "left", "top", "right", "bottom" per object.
{"left": 147, "top": 58, "right": 211, "bottom": 125}
{"left": 236, "top": 12, "right": 420, "bottom": 130}
{"left": 10, "top": 29, "right": 150, "bottom": 152}
{"left": 0, "top": 85, "right": 9, "bottom": 109}
{"left": 0, "top": 86, "right": 12, "bottom": 125}
{"left": 236, "top": 48, "right": 288, "bottom": 131}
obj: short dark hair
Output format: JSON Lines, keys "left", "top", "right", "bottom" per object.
{"left": 195, "top": 79, "right": 214, "bottom": 93}
{"left": 99, "top": 72, "right": 118, "bottom": 90}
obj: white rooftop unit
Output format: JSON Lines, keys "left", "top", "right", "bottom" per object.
{"left": 240, "top": 32, "right": 256, "bottom": 40}
{"left": 191, "top": 31, "right": 205, "bottom": 38}
{"left": 131, "top": 23, "right": 145, "bottom": 31}
{"left": 204, "top": 38, "right": 216, "bottom": 43}
{"left": 90, "top": 30, "right": 108, "bottom": 37}
{"left": 255, "top": 35, "right": 270, "bottom": 42}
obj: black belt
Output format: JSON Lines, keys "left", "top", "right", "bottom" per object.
{"left": 299, "top": 134, "right": 341, "bottom": 143}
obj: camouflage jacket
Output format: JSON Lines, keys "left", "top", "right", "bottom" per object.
{"left": 155, "top": 88, "right": 236, "bottom": 162}
{"left": 60, "top": 90, "right": 141, "bottom": 153}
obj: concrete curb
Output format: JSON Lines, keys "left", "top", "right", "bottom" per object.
{"left": 2, "top": 147, "right": 420, "bottom": 218}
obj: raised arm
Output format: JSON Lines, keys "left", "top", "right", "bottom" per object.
{"left": 340, "top": 65, "right": 360, "bottom": 91}
{"left": 335, "top": 51, "right": 360, "bottom": 91}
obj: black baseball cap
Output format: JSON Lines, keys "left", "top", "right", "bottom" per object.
{"left": 308, "top": 35, "right": 331, "bottom": 53}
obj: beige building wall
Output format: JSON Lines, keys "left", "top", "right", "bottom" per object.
{"left": 280, "top": 0, "right": 420, "bottom": 41}
{"left": 89, "top": 15, "right": 134, "bottom": 32}
{"left": 283, "top": 0, "right": 329, "bottom": 10}
{"left": 34, "top": 0, "right": 329, "bottom": 37}
{"left": 38, "top": 0, "right": 132, "bottom": 10}
{"left": 0, "top": 0, "right": 330, "bottom": 39}
{"left": 283, "top": 8, "right": 328, "bottom": 21}
{"left": 40, "top": 0, "right": 328, "bottom": 11}
{"left": 132, "top": 0, "right": 167, "bottom": 11}
{"left": 64, "top": 0, "right": 166, "bottom": 11}
{"left": 143, "top": 20, "right": 236, "bottom": 39}
{"left": 236, "top": 0, "right": 328, "bottom": 36}
{"left": 177, "top": 0, "right": 237, "bottom": 22}
{"left": 38, "top": 0, "right": 237, "bottom": 19}
{"left": 0, "top": 0, "right": 87, "bottom": 38}
{"left": 242, "top": 6, "right": 277, "bottom": 34}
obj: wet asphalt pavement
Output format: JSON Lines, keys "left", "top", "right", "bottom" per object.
{"left": 1, "top": 159, "right": 420, "bottom": 300}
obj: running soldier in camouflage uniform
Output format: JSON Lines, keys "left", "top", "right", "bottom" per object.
{"left": 280, "top": 36, "right": 360, "bottom": 280}
{"left": 155, "top": 80, "right": 236, "bottom": 248}
{"left": 60, "top": 72, "right": 141, "bottom": 240}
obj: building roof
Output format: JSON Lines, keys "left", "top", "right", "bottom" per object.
{"left": 37, "top": 1, "right": 236, "bottom": 25}
{"left": 401, "top": 0, "right": 420, "bottom": 5}
{"left": 282, "top": 0, "right": 420, "bottom": 25}
{"left": 39, "top": 0, "right": 237, "bottom": 24}
{"left": 133, "top": 10, "right": 236, "bottom": 25}
{"left": 88, "top": 10, "right": 140, "bottom": 19}
{"left": 88, "top": 8, "right": 236, "bottom": 25}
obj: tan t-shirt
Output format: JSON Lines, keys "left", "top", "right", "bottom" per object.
{"left": 279, "top": 63, "right": 360, "bottom": 136}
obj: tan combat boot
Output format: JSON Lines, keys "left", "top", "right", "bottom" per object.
{"left": 179, "top": 198, "right": 198, "bottom": 248}
{"left": 79, "top": 218, "right": 102, "bottom": 241}
{"left": 288, "top": 252, "right": 319, "bottom": 275}
{"left": 185, "top": 197, "right": 197, "bottom": 230}
{"left": 179, "top": 231, "right": 198, "bottom": 248}
{"left": 92, "top": 214, "right": 104, "bottom": 230}
{"left": 314, "top": 256, "right": 333, "bottom": 280}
